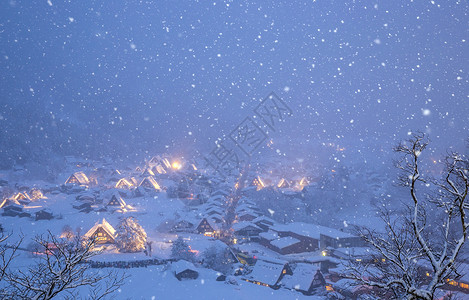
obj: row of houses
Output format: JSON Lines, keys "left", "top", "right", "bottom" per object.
{"left": 246, "top": 175, "right": 311, "bottom": 191}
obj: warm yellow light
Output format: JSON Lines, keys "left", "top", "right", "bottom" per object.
{"left": 172, "top": 161, "right": 182, "bottom": 170}
{"left": 321, "top": 250, "right": 327, "bottom": 256}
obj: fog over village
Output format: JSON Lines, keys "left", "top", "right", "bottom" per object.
{"left": 0, "top": 1, "right": 468, "bottom": 299}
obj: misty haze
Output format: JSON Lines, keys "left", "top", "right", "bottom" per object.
{"left": 0, "top": 1, "right": 468, "bottom": 299}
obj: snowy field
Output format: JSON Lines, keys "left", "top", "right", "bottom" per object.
{"left": 87, "top": 265, "right": 320, "bottom": 300}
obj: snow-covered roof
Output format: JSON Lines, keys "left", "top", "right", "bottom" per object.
{"left": 244, "top": 259, "right": 286, "bottom": 286}
{"left": 271, "top": 222, "right": 353, "bottom": 240}
{"left": 238, "top": 211, "right": 258, "bottom": 218}
{"left": 139, "top": 176, "right": 161, "bottom": 190}
{"left": 0, "top": 198, "right": 21, "bottom": 208}
{"left": 197, "top": 218, "right": 220, "bottom": 231}
{"left": 270, "top": 237, "right": 301, "bottom": 249}
{"left": 107, "top": 194, "right": 127, "bottom": 207}
{"left": 333, "top": 278, "right": 366, "bottom": 293}
{"left": 84, "top": 218, "right": 116, "bottom": 239}
{"left": 238, "top": 197, "right": 256, "bottom": 206}
{"left": 232, "top": 221, "right": 262, "bottom": 232}
{"left": 207, "top": 194, "right": 226, "bottom": 202}
{"left": 115, "top": 178, "right": 133, "bottom": 188}
{"left": 235, "top": 204, "right": 258, "bottom": 213}
{"left": 205, "top": 207, "right": 224, "bottom": 215}
{"left": 253, "top": 215, "right": 276, "bottom": 225}
{"left": 281, "top": 263, "right": 321, "bottom": 291}
{"left": 211, "top": 189, "right": 229, "bottom": 196}
{"left": 66, "top": 172, "right": 90, "bottom": 185}
{"left": 333, "top": 247, "right": 376, "bottom": 259}
{"left": 171, "top": 260, "right": 197, "bottom": 273}
{"left": 259, "top": 231, "right": 279, "bottom": 241}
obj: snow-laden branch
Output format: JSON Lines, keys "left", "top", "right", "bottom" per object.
{"left": 347, "top": 133, "right": 469, "bottom": 300}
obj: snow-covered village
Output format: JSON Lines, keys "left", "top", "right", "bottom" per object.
{"left": 0, "top": 1, "right": 468, "bottom": 300}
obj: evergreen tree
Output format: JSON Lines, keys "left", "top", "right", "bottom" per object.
{"left": 201, "top": 245, "right": 233, "bottom": 274}
{"left": 170, "top": 236, "right": 195, "bottom": 262}
{"left": 115, "top": 217, "right": 147, "bottom": 253}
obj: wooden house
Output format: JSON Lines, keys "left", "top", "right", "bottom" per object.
{"left": 0, "top": 198, "right": 21, "bottom": 209}
{"left": 84, "top": 218, "right": 116, "bottom": 244}
{"left": 196, "top": 218, "right": 220, "bottom": 237}
{"left": 298, "top": 177, "right": 310, "bottom": 188}
{"left": 281, "top": 264, "right": 326, "bottom": 295}
{"left": 269, "top": 237, "right": 302, "bottom": 255}
{"left": 242, "top": 257, "right": 292, "bottom": 289}
{"left": 139, "top": 176, "right": 161, "bottom": 191}
{"left": 171, "top": 220, "right": 196, "bottom": 233}
{"left": 72, "top": 201, "right": 93, "bottom": 213}
{"left": 172, "top": 260, "right": 199, "bottom": 281}
{"left": 14, "top": 192, "right": 31, "bottom": 205}
{"left": 277, "top": 178, "right": 291, "bottom": 189}
{"left": 148, "top": 155, "right": 161, "bottom": 166}
{"left": 238, "top": 211, "right": 259, "bottom": 222}
{"left": 211, "top": 189, "right": 229, "bottom": 197}
{"left": 106, "top": 194, "right": 127, "bottom": 209}
{"left": 35, "top": 209, "right": 54, "bottom": 221}
{"left": 269, "top": 223, "right": 320, "bottom": 253}
{"left": 115, "top": 178, "right": 134, "bottom": 189}
{"left": 141, "top": 168, "right": 155, "bottom": 177}
{"left": 250, "top": 176, "right": 265, "bottom": 191}
{"left": 268, "top": 222, "right": 362, "bottom": 253}
{"left": 232, "top": 222, "right": 263, "bottom": 241}
{"left": 253, "top": 216, "right": 276, "bottom": 231}
{"left": 30, "top": 188, "right": 45, "bottom": 200}
{"left": 2, "top": 203, "right": 24, "bottom": 217}
{"left": 65, "top": 172, "right": 90, "bottom": 186}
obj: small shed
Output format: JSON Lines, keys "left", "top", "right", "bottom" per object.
{"left": 35, "top": 209, "right": 54, "bottom": 221}
{"left": 172, "top": 260, "right": 199, "bottom": 281}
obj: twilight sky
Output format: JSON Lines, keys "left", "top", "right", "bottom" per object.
{"left": 0, "top": 0, "right": 467, "bottom": 164}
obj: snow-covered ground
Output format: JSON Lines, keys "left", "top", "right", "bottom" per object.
{"left": 87, "top": 265, "right": 321, "bottom": 300}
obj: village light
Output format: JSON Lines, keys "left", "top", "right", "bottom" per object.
{"left": 171, "top": 161, "right": 182, "bottom": 170}
{"left": 321, "top": 250, "right": 327, "bottom": 257}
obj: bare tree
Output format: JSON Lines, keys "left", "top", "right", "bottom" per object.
{"left": 0, "top": 232, "right": 22, "bottom": 295}
{"left": 5, "top": 231, "right": 126, "bottom": 300}
{"left": 349, "top": 133, "right": 469, "bottom": 300}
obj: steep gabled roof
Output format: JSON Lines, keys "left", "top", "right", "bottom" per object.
{"left": 196, "top": 217, "right": 220, "bottom": 232}
{"left": 281, "top": 263, "right": 324, "bottom": 292}
{"left": 139, "top": 176, "right": 161, "bottom": 190}
{"left": 153, "top": 165, "right": 167, "bottom": 174}
{"left": 244, "top": 259, "right": 288, "bottom": 286}
{"left": 65, "top": 172, "right": 90, "bottom": 185}
{"left": 277, "top": 178, "right": 291, "bottom": 188}
{"left": 84, "top": 218, "right": 116, "bottom": 239}
{"left": 299, "top": 177, "right": 310, "bottom": 187}
{"left": 141, "top": 167, "right": 155, "bottom": 177}
{"left": 115, "top": 178, "right": 133, "bottom": 189}
{"left": 14, "top": 192, "right": 31, "bottom": 202}
{"left": 270, "top": 236, "right": 301, "bottom": 249}
{"left": 0, "top": 198, "right": 21, "bottom": 209}
{"left": 232, "top": 221, "right": 262, "bottom": 232}
{"left": 106, "top": 194, "right": 127, "bottom": 208}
